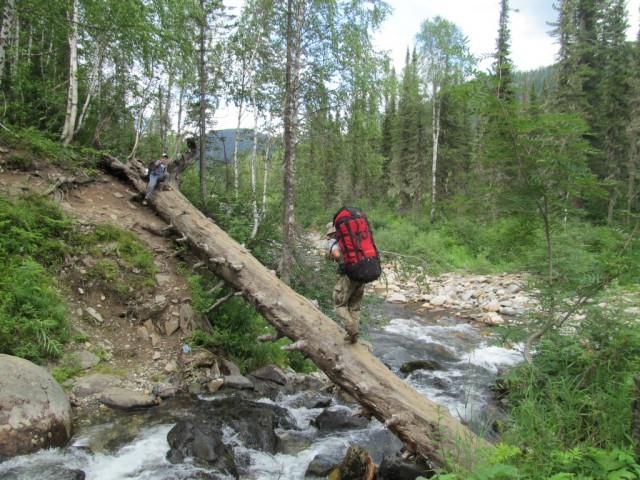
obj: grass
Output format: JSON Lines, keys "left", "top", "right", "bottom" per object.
{"left": 0, "top": 194, "right": 157, "bottom": 363}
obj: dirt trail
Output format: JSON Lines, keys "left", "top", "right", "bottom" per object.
{"left": 0, "top": 162, "right": 189, "bottom": 385}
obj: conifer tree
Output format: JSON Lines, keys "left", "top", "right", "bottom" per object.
{"left": 379, "top": 63, "right": 398, "bottom": 195}
{"left": 596, "top": 0, "right": 632, "bottom": 221}
{"left": 494, "top": 0, "right": 515, "bottom": 102}
{"left": 389, "top": 49, "right": 425, "bottom": 211}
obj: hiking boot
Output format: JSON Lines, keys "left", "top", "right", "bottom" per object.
{"left": 344, "top": 332, "right": 359, "bottom": 344}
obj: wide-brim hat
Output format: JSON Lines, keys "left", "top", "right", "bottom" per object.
{"left": 325, "top": 222, "right": 336, "bottom": 237}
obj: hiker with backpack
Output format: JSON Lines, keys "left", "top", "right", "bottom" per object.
{"left": 327, "top": 207, "right": 382, "bottom": 344}
{"left": 143, "top": 152, "right": 170, "bottom": 205}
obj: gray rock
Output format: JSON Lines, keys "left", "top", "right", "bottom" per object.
{"left": 247, "top": 364, "right": 287, "bottom": 385}
{"left": 71, "top": 373, "right": 122, "bottom": 398}
{"left": 400, "top": 359, "right": 444, "bottom": 374}
{"left": 0, "top": 354, "right": 72, "bottom": 458}
{"left": 312, "top": 408, "right": 370, "bottom": 431}
{"left": 166, "top": 420, "right": 238, "bottom": 477}
{"left": 84, "top": 307, "right": 103, "bottom": 323}
{"left": 507, "top": 283, "right": 522, "bottom": 294}
{"left": 222, "top": 375, "right": 254, "bottom": 391}
{"left": 75, "top": 350, "right": 100, "bottom": 370}
{"left": 152, "top": 382, "right": 180, "bottom": 398}
{"left": 276, "top": 430, "right": 316, "bottom": 455}
{"left": 305, "top": 453, "right": 340, "bottom": 477}
{"left": 385, "top": 292, "right": 408, "bottom": 304}
{"left": 98, "top": 387, "right": 159, "bottom": 410}
{"left": 378, "top": 455, "right": 433, "bottom": 480}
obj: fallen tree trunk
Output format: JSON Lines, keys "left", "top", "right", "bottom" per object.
{"left": 99, "top": 154, "right": 492, "bottom": 470}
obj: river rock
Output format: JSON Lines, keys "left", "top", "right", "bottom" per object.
{"left": 335, "top": 445, "right": 375, "bottom": 479}
{"left": 305, "top": 453, "right": 340, "bottom": 477}
{"left": 276, "top": 429, "right": 317, "bottom": 455}
{"left": 400, "top": 359, "right": 444, "bottom": 373}
{"left": 247, "top": 365, "right": 288, "bottom": 397}
{"left": 0, "top": 354, "right": 72, "bottom": 458}
{"left": 385, "top": 292, "right": 407, "bottom": 304}
{"left": 152, "top": 381, "right": 180, "bottom": 398}
{"left": 286, "top": 391, "right": 333, "bottom": 409}
{"left": 98, "top": 387, "right": 159, "bottom": 410}
{"left": 166, "top": 420, "right": 238, "bottom": 478}
{"left": 378, "top": 455, "right": 434, "bottom": 480}
{"left": 312, "top": 408, "right": 370, "bottom": 431}
{"left": 222, "top": 374, "right": 254, "bottom": 391}
{"left": 0, "top": 464, "right": 86, "bottom": 480}
{"left": 75, "top": 350, "right": 100, "bottom": 369}
{"left": 248, "top": 364, "right": 287, "bottom": 385}
{"left": 71, "top": 373, "right": 123, "bottom": 398}
{"left": 481, "top": 312, "right": 505, "bottom": 325}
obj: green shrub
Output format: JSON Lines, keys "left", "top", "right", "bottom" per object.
{"left": 0, "top": 194, "right": 75, "bottom": 267}
{"left": 0, "top": 259, "right": 69, "bottom": 361}
{"left": 50, "top": 353, "right": 84, "bottom": 384}
{"left": 187, "top": 274, "right": 316, "bottom": 373}
{"left": 3, "top": 153, "right": 36, "bottom": 171}
{"left": 0, "top": 195, "right": 76, "bottom": 361}
{"left": 496, "top": 306, "right": 640, "bottom": 477}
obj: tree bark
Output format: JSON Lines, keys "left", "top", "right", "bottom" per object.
{"left": 99, "top": 153, "right": 491, "bottom": 470}
{"left": 61, "top": 0, "right": 79, "bottom": 145}
{"left": 0, "top": 0, "right": 15, "bottom": 81}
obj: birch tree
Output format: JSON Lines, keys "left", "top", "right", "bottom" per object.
{"left": 60, "top": 0, "right": 78, "bottom": 145}
{"left": 415, "top": 16, "right": 473, "bottom": 223}
{"left": 0, "top": 0, "right": 15, "bottom": 81}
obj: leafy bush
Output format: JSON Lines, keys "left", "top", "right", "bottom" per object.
{"left": 188, "top": 274, "right": 315, "bottom": 373}
{"left": 3, "top": 152, "right": 36, "bottom": 171}
{"left": 0, "top": 194, "right": 75, "bottom": 267}
{"left": 0, "top": 195, "right": 76, "bottom": 361}
{"left": 496, "top": 306, "right": 640, "bottom": 477}
{"left": 0, "top": 259, "right": 69, "bottom": 361}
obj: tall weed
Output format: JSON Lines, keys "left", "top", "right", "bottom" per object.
{"left": 0, "top": 259, "right": 69, "bottom": 360}
{"left": 496, "top": 307, "right": 640, "bottom": 477}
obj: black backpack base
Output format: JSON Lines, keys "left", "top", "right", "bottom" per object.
{"left": 341, "top": 257, "right": 381, "bottom": 283}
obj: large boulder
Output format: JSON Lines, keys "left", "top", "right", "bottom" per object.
{"left": 0, "top": 354, "right": 72, "bottom": 459}
{"left": 166, "top": 420, "right": 238, "bottom": 478}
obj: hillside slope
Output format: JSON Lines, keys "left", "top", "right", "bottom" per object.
{"left": 0, "top": 159, "right": 191, "bottom": 390}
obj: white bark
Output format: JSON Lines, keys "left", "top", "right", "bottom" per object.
{"left": 430, "top": 81, "right": 441, "bottom": 224}
{"left": 0, "top": 0, "right": 15, "bottom": 80}
{"left": 233, "top": 75, "right": 245, "bottom": 197}
{"left": 61, "top": 0, "right": 79, "bottom": 145}
{"left": 74, "top": 49, "right": 103, "bottom": 137}
{"left": 248, "top": 38, "right": 262, "bottom": 240}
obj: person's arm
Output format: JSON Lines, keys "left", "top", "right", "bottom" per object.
{"left": 328, "top": 240, "right": 341, "bottom": 260}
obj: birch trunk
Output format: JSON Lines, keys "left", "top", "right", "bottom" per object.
{"left": 429, "top": 82, "right": 441, "bottom": 224}
{"left": 0, "top": 0, "right": 15, "bottom": 80}
{"left": 61, "top": 0, "right": 79, "bottom": 145}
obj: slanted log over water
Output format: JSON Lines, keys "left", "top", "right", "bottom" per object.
{"left": 99, "top": 154, "right": 491, "bottom": 469}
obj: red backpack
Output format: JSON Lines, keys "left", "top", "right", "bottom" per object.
{"left": 332, "top": 207, "right": 381, "bottom": 283}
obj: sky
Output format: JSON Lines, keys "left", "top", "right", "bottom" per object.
{"left": 376, "top": 0, "right": 640, "bottom": 72}
{"left": 216, "top": 0, "right": 640, "bottom": 128}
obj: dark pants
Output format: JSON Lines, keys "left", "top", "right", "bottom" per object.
{"left": 145, "top": 173, "right": 169, "bottom": 199}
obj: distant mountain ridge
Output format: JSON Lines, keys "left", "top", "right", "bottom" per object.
{"left": 205, "top": 129, "right": 268, "bottom": 162}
